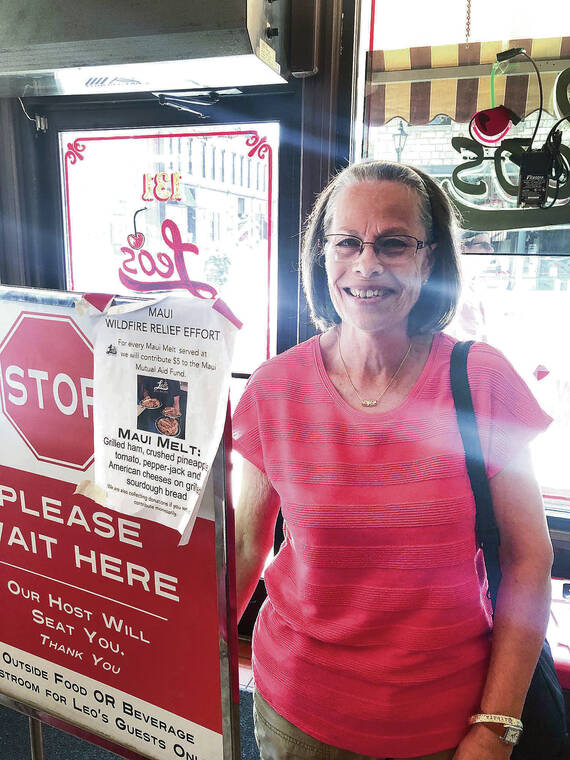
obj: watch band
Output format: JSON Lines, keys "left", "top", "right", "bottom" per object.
{"left": 469, "top": 714, "right": 523, "bottom": 746}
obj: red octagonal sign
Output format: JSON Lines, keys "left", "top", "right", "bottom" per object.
{"left": 0, "top": 312, "right": 94, "bottom": 470}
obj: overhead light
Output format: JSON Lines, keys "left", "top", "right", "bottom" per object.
{"left": 54, "top": 56, "right": 285, "bottom": 97}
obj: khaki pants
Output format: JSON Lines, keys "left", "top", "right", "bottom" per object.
{"left": 253, "top": 689, "right": 456, "bottom": 760}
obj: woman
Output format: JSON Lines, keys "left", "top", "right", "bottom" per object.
{"left": 232, "top": 161, "right": 553, "bottom": 760}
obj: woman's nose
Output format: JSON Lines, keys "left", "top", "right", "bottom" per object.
{"left": 353, "top": 244, "right": 384, "bottom": 277}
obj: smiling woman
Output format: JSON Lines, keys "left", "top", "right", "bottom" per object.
{"left": 324, "top": 181, "right": 432, "bottom": 336}
{"left": 304, "top": 162, "right": 460, "bottom": 338}
{"left": 232, "top": 160, "right": 555, "bottom": 760}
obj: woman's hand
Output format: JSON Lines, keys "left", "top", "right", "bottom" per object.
{"left": 453, "top": 725, "right": 513, "bottom": 760}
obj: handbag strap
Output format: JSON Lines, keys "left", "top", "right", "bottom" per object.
{"left": 450, "top": 341, "right": 502, "bottom": 610}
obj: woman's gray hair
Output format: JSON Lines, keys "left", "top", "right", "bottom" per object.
{"left": 301, "top": 160, "right": 462, "bottom": 335}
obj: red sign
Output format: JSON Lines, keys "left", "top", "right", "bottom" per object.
{"left": 0, "top": 463, "right": 222, "bottom": 733}
{"left": 0, "top": 313, "right": 94, "bottom": 471}
{"left": 0, "top": 295, "right": 231, "bottom": 757}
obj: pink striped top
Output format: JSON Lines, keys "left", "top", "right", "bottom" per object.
{"left": 232, "top": 332, "right": 551, "bottom": 757}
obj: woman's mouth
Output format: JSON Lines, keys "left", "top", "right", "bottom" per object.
{"left": 345, "top": 287, "right": 395, "bottom": 299}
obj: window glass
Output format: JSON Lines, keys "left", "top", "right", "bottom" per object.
{"left": 363, "top": 108, "right": 570, "bottom": 511}
{"left": 369, "top": 0, "right": 567, "bottom": 50}
{"left": 59, "top": 123, "right": 279, "bottom": 375}
{"left": 357, "top": 28, "right": 570, "bottom": 512}
{"left": 449, "top": 248, "right": 570, "bottom": 515}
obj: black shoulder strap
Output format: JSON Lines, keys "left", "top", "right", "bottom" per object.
{"left": 450, "top": 341, "right": 502, "bottom": 609}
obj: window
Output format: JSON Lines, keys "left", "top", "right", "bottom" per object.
{"left": 357, "top": 30, "right": 570, "bottom": 514}
{"left": 368, "top": 0, "right": 566, "bottom": 50}
{"left": 59, "top": 123, "right": 280, "bottom": 375}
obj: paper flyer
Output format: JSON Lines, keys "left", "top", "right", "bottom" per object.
{"left": 90, "top": 294, "right": 238, "bottom": 537}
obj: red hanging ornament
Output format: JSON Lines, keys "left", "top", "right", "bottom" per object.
{"left": 470, "top": 106, "right": 521, "bottom": 144}
{"left": 128, "top": 207, "right": 147, "bottom": 249}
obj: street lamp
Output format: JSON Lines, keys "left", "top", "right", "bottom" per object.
{"left": 393, "top": 120, "right": 408, "bottom": 162}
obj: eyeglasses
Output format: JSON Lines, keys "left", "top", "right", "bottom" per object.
{"left": 323, "top": 233, "right": 429, "bottom": 263}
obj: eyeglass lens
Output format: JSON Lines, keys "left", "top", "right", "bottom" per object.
{"left": 326, "top": 235, "right": 420, "bottom": 260}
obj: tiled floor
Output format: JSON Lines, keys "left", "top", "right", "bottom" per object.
{"left": 239, "top": 637, "right": 254, "bottom": 691}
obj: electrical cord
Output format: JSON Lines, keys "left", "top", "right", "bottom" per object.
{"left": 543, "top": 118, "right": 569, "bottom": 207}
{"left": 18, "top": 97, "right": 35, "bottom": 122}
{"left": 470, "top": 47, "right": 569, "bottom": 208}
{"left": 496, "top": 48, "right": 543, "bottom": 150}
{"left": 495, "top": 47, "right": 570, "bottom": 207}
{"left": 546, "top": 114, "right": 570, "bottom": 145}
{"left": 520, "top": 51, "right": 543, "bottom": 149}
{"left": 468, "top": 115, "right": 477, "bottom": 143}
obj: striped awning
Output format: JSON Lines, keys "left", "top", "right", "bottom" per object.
{"left": 366, "top": 37, "right": 570, "bottom": 127}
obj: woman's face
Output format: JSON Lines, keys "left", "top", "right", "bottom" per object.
{"left": 324, "top": 180, "right": 434, "bottom": 336}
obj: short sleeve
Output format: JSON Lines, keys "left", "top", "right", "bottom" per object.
{"left": 467, "top": 342, "right": 553, "bottom": 478}
{"left": 231, "top": 371, "right": 267, "bottom": 474}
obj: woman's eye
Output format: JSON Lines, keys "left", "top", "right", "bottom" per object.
{"left": 382, "top": 237, "right": 406, "bottom": 248}
{"left": 336, "top": 237, "right": 360, "bottom": 252}
{"left": 377, "top": 237, "right": 408, "bottom": 255}
{"left": 337, "top": 237, "right": 361, "bottom": 248}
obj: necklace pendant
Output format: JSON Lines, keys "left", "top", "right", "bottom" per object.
{"left": 361, "top": 399, "right": 378, "bottom": 407}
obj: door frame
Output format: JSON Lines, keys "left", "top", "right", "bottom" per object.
{"left": 6, "top": 84, "right": 304, "bottom": 356}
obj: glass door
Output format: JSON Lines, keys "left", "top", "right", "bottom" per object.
{"left": 40, "top": 86, "right": 303, "bottom": 636}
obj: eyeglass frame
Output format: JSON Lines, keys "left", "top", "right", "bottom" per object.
{"left": 321, "top": 233, "right": 431, "bottom": 263}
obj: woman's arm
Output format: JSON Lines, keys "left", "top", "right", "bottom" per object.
{"left": 455, "top": 445, "right": 554, "bottom": 760}
{"left": 235, "top": 457, "right": 281, "bottom": 621}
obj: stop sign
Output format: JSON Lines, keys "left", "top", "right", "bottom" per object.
{"left": 0, "top": 312, "right": 94, "bottom": 470}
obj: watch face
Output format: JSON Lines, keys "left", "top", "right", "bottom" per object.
{"left": 503, "top": 726, "right": 521, "bottom": 745}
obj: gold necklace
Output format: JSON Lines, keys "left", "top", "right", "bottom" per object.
{"left": 337, "top": 331, "right": 412, "bottom": 408}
